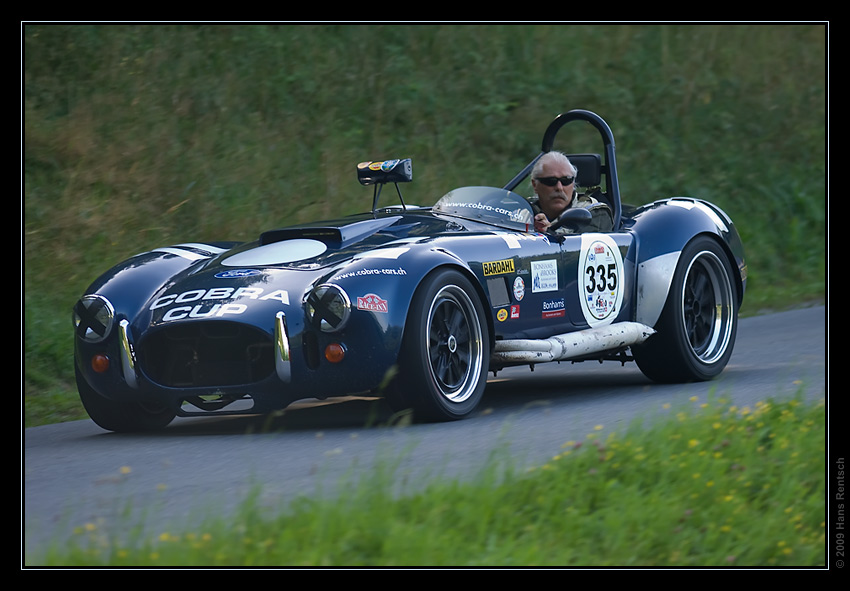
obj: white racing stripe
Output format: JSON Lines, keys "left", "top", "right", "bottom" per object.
{"left": 150, "top": 243, "right": 228, "bottom": 261}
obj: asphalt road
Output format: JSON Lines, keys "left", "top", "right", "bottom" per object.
{"left": 23, "top": 306, "right": 827, "bottom": 559}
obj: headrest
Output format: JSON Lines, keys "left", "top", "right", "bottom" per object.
{"left": 566, "top": 153, "right": 602, "bottom": 188}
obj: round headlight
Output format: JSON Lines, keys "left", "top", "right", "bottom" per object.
{"left": 305, "top": 284, "right": 351, "bottom": 332}
{"left": 73, "top": 294, "right": 115, "bottom": 343}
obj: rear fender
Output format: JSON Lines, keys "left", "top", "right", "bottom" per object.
{"left": 630, "top": 199, "right": 745, "bottom": 327}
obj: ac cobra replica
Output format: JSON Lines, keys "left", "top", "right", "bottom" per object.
{"left": 73, "top": 110, "right": 746, "bottom": 431}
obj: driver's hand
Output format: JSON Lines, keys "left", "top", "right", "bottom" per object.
{"left": 534, "top": 213, "right": 551, "bottom": 233}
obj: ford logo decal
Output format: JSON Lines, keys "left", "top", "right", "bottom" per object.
{"left": 215, "top": 269, "right": 262, "bottom": 278}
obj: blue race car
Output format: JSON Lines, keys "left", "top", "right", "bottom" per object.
{"left": 73, "top": 109, "right": 746, "bottom": 431}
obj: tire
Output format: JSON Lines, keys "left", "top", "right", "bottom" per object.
{"left": 75, "top": 364, "right": 177, "bottom": 432}
{"left": 387, "top": 269, "right": 490, "bottom": 421}
{"left": 633, "top": 236, "right": 738, "bottom": 383}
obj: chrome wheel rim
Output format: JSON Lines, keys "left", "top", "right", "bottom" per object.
{"left": 425, "top": 285, "right": 484, "bottom": 403}
{"left": 680, "top": 250, "right": 735, "bottom": 365}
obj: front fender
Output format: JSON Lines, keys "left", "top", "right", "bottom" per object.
{"left": 73, "top": 242, "right": 239, "bottom": 396}
{"left": 324, "top": 243, "right": 478, "bottom": 360}
{"left": 629, "top": 198, "right": 746, "bottom": 327}
{"left": 79, "top": 243, "right": 239, "bottom": 322}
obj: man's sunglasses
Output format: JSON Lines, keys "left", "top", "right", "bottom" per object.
{"left": 535, "top": 176, "right": 575, "bottom": 187}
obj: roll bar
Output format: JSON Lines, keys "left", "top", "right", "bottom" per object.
{"left": 503, "top": 109, "right": 622, "bottom": 230}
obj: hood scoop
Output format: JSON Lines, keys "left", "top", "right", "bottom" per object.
{"left": 260, "top": 215, "right": 402, "bottom": 249}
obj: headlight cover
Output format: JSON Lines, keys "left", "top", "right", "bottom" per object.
{"left": 73, "top": 294, "right": 115, "bottom": 343}
{"left": 305, "top": 284, "right": 351, "bottom": 332}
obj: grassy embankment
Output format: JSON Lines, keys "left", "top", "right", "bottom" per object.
{"left": 23, "top": 25, "right": 827, "bottom": 566}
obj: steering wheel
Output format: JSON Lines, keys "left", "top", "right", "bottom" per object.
{"left": 547, "top": 207, "right": 592, "bottom": 233}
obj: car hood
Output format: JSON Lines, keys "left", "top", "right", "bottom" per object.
{"left": 214, "top": 208, "right": 500, "bottom": 270}
{"left": 139, "top": 212, "right": 453, "bottom": 327}
{"left": 236, "top": 213, "right": 426, "bottom": 270}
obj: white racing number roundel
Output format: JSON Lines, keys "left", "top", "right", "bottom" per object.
{"left": 579, "top": 234, "right": 624, "bottom": 327}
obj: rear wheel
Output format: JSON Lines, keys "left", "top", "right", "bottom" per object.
{"left": 75, "top": 363, "right": 176, "bottom": 432}
{"left": 387, "top": 269, "right": 489, "bottom": 421}
{"left": 634, "top": 236, "right": 738, "bottom": 383}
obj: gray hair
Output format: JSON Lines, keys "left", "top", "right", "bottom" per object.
{"left": 531, "top": 151, "right": 578, "bottom": 180}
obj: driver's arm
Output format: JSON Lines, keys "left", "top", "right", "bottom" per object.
{"left": 533, "top": 213, "right": 551, "bottom": 233}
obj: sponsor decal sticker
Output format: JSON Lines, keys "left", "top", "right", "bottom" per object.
{"left": 510, "top": 305, "right": 520, "bottom": 319}
{"left": 579, "top": 234, "right": 624, "bottom": 326}
{"left": 531, "top": 259, "right": 558, "bottom": 293}
{"left": 357, "top": 293, "right": 389, "bottom": 313}
{"left": 497, "top": 308, "right": 509, "bottom": 322}
{"left": 151, "top": 287, "right": 289, "bottom": 309}
{"left": 215, "top": 269, "right": 262, "bottom": 278}
{"left": 334, "top": 267, "right": 407, "bottom": 280}
{"left": 482, "top": 258, "right": 515, "bottom": 276}
{"left": 513, "top": 276, "right": 525, "bottom": 301}
{"left": 150, "top": 286, "right": 290, "bottom": 321}
{"left": 542, "top": 297, "right": 566, "bottom": 319}
{"left": 449, "top": 202, "right": 532, "bottom": 224}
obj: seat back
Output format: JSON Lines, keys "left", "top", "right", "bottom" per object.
{"left": 566, "top": 153, "right": 602, "bottom": 189}
{"left": 568, "top": 153, "right": 614, "bottom": 227}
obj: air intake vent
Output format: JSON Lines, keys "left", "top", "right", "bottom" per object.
{"left": 139, "top": 322, "right": 274, "bottom": 388}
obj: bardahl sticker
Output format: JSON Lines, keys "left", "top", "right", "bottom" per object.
{"left": 483, "top": 258, "right": 515, "bottom": 276}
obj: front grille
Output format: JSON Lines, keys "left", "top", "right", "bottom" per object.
{"left": 139, "top": 321, "right": 274, "bottom": 388}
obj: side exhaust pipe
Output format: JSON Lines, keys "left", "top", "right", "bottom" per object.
{"left": 492, "top": 322, "right": 655, "bottom": 364}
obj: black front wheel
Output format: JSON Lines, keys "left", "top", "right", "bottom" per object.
{"left": 387, "top": 269, "right": 490, "bottom": 421}
{"left": 633, "top": 236, "right": 739, "bottom": 383}
{"left": 75, "top": 364, "right": 177, "bottom": 432}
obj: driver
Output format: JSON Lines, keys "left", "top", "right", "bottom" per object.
{"left": 528, "top": 151, "right": 613, "bottom": 234}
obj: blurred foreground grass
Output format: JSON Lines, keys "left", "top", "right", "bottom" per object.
{"left": 26, "top": 395, "right": 825, "bottom": 566}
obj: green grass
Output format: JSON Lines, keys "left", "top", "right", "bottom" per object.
{"left": 26, "top": 395, "right": 825, "bottom": 566}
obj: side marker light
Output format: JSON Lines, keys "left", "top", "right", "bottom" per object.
{"left": 324, "top": 343, "right": 346, "bottom": 363}
{"left": 91, "top": 354, "right": 110, "bottom": 373}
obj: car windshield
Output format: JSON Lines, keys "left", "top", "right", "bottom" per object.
{"left": 432, "top": 186, "right": 535, "bottom": 232}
